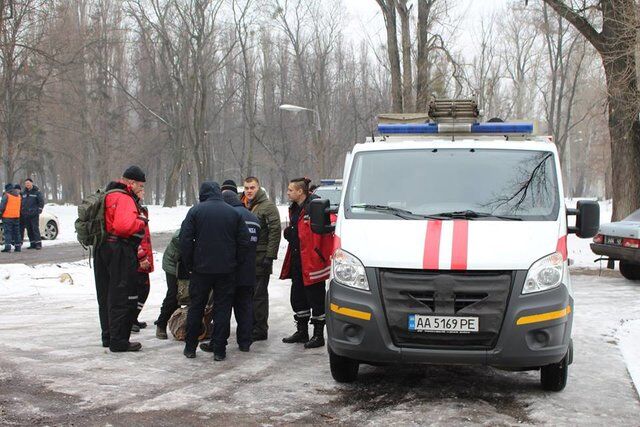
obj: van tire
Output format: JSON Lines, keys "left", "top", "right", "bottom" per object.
{"left": 620, "top": 261, "right": 640, "bottom": 281}
{"left": 329, "top": 347, "right": 359, "bottom": 383}
{"left": 540, "top": 350, "right": 569, "bottom": 392}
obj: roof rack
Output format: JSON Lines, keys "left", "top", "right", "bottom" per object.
{"left": 376, "top": 98, "right": 535, "bottom": 137}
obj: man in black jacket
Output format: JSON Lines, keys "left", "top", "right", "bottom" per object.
{"left": 200, "top": 180, "right": 260, "bottom": 353}
{"left": 20, "top": 178, "right": 44, "bottom": 250}
{"left": 180, "top": 182, "right": 250, "bottom": 361}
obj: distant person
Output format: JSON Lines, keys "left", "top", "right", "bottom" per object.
{"left": 180, "top": 182, "right": 250, "bottom": 361}
{"left": 280, "top": 177, "right": 333, "bottom": 349}
{"left": 132, "top": 187, "right": 153, "bottom": 333}
{"left": 94, "top": 166, "right": 147, "bottom": 352}
{"left": 240, "top": 176, "right": 282, "bottom": 342}
{"left": 155, "top": 229, "right": 180, "bottom": 340}
{"left": 200, "top": 180, "right": 260, "bottom": 353}
{"left": 0, "top": 183, "right": 22, "bottom": 253}
{"left": 20, "top": 178, "right": 44, "bottom": 250}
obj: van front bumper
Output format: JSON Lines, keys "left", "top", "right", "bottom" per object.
{"left": 327, "top": 270, "right": 573, "bottom": 369}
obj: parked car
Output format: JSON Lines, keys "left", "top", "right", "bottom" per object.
{"left": 0, "top": 211, "right": 59, "bottom": 245}
{"left": 313, "top": 179, "right": 342, "bottom": 207}
{"left": 591, "top": 208, "right": 640, "bottom": 281}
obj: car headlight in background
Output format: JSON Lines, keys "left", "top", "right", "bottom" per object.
{"left": 523, "top": 252, "right": 564, "bottom": 294}
{"left": 332, "top": 248, "right": 369, "bottom": 291}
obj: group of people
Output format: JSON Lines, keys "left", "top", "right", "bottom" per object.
{"left": 0, "top": 178, "right": 45, "bottom": 252}
{"left": 93, "top": 166, "right": 334, "bottom": 362}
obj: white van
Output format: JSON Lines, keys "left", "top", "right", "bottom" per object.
{"left": 310, "top": 101, "right": 599, "bottom": 391}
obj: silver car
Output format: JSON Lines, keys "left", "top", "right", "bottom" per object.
{"left": 591, "top": 208, "right": 640, "bottom": 281}
{"left": 0, "top": 211, "right": 59, "bottom": 245}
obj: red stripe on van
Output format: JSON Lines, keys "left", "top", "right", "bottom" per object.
{"left": 451, "top": 220, "right": 469, "bottom": 270}
{"left": 423, "top": 220, "right": 442, "bottom": 269}
{"left": 556, "top": 235, "right": 567, "bottom": 260}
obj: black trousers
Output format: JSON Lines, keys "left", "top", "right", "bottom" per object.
{"left": 134, "top": 272, "right": 150, "bottom": 322}
{"left": 20, "top": 215, "right": 41, "bottom": 247}
{"left": 156, "top": 273, "right": 179, "bottom": 328}
{"left": 94, "top": 240, "right": 138, "bottom": 350}
{"left": 252, "top": 275, "right": 270, "bottom": 335}
{"left": 185, "top": 272, "right": 234, "bottom": 353}
{"left": 290, "top": 250, "right": 326, "bottom": 319}
{"left": 222, "top": 286, "right": 254, "bottom": 348}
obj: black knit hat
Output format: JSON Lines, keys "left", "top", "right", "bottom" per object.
{"left": 123, "top": 165, "right": 146, "bottom": 182}
{"left": 13, "top": 184, "right": 21, "bottom": 191}
{"left": 221, "top": 179, "right": 238, "bottom": 193}
{"left": 4, "top": 183, "right": 12, "bottom": 191}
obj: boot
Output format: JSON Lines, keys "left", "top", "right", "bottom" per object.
{"left": 155, "top": 325, "right": 168, "bottom": 340}
{"left": 135, "top": 320, "right": 147, "bottom": 329}
{"left": 131, "top": 324, "right": 140, "bottom": 333}
{"left": 13, "top": 245, "right": 21, "bottom": 253}
{"left": 304, "top": 319, "right": 325, "bottom": 349}
{"left": 1, "top": 246, "right": 10, "bottom": 253}
{"left": 282, "top": 315, "right": 309, "bottom": 344}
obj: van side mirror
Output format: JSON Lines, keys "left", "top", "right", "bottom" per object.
{"left": 310, "top": 199, "right": 335, "bottom": 234}
{"left": 567, "top": 200, "right": 599, "bottom": 238}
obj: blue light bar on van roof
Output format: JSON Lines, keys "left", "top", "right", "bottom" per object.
{"left": 320, "top": 179, "right": 343, "bottom": 185}
{"left": 378, "top": 122, "right": 534, "bottom": 135}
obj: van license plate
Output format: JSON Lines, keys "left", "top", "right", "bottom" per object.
{"left": 408, "top": 315, "right": 479, "bottom": 333}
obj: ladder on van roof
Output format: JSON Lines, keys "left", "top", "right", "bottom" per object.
{"left": 376, "top": 98, "right": 536, "bottom": 138}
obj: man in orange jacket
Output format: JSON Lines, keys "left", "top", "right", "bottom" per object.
{"left": 1, "top": 183, "right": 22, "bottom": 253}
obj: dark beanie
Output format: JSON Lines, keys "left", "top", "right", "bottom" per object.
{"left": 13, "top": 184, "right": 21, "bottom": 191}
{"left": 123, "top": 165, "right": 146, "bottom": 182}
{"left": 4, "top": 183, "right": 12, "bottom": 191}
{"left": 221, "top": 179, "right": 238, "bottom": 193}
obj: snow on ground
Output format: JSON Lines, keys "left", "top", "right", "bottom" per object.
{"left": 619, "top": 319, "right": 640, "bottom": 397}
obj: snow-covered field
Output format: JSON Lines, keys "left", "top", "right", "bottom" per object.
{"left": 41, "top": 204, "right": 193, "bottom": 247}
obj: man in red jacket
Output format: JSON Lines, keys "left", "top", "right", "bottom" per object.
{"left": 94, "top": 166, "right": 148, "bottom": 353}
{"left": 280, "top": 177, "right": 333, "bottom": 349}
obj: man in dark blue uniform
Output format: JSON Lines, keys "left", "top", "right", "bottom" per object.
{"left": 20, "top": 178, "right": 44, "bottom": 250}
{"left": 180, "top": 182, "right": 250, "bottom": 361}
{"left": 200, "top": 180, "right": 261, "bottom": 354}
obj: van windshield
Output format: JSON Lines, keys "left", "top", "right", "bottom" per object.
{"left": 345, "top": 148, "right": 560, "bottom": 221}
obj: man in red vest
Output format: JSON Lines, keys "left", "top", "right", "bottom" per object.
{"left": 1, "top": 183, "right": 22, "bottom": 253}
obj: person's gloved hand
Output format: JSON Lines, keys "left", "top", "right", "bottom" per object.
{"left": 262, "top": 257, "right": 274, "bottom": 269}
{"left": 283, "top": 225, "right": 294, "bottom": 242}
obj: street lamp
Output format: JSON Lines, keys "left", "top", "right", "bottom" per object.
{"left": 279, "top": 104, "right": 321, "bottom": 132}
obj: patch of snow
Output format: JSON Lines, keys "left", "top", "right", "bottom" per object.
{"left": 618, "top": 319, "right": 640, "bottom": 397}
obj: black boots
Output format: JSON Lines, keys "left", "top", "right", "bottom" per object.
{"left": 282, "top": 315, "right": 310, "bottom": 344}
{"left": 304, "top": 319, "right": 325, "bottom": 349}
{"left": 156, "top": 325, "right": 168, "bottom": 340}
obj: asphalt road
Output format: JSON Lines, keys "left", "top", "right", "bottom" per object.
{"left": 0, "top": 232, "right": 175, "bottom": 266}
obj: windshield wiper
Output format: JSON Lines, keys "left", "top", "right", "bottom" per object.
{"left": 435, "top": 210, "right": 522, "bottom": 221}
{"left": 350, "top": 204, "right": 448, "bottom": 220}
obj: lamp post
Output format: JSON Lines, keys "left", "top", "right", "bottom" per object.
{"left": 279, "top": 104, "right": 321, "bottom": 132}
{"left": 279, "top": 103, "right": 323, "bottom": 176}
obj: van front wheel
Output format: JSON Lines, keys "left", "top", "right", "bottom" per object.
{"left": 540, "top": 352, "right": 569, "bottom": 391}
{"left": 329, "top": 347, "right": 359, "bottom": 383}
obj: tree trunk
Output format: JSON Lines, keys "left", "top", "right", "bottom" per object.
{"left": 376, "top": 0, "right": 403, "bottom": 112}
{"left": 603, "top": 53, "right": 640, "bottom": 220}
{"left": 397, "top": 0, "right": 413, "bottom": 112}
{"left": 416, "top": 0, "right": 433, "bottom": 112}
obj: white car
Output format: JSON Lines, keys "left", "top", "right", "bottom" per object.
{"left": 0, "top": 211, "right": 59, "bottom": 245}
{"left": 591, "top": 208, "right": 640, "bottom": 281}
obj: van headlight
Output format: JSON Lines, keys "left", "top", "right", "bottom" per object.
{"left": 523, "top": 252, "right": 564, "bottom": 294}
{"left": 332, "top": 248, "right": 369, "bottom": 291}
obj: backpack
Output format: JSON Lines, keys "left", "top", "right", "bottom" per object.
{"left": 75, "top": 188, "right": 127, "bottom": 247}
